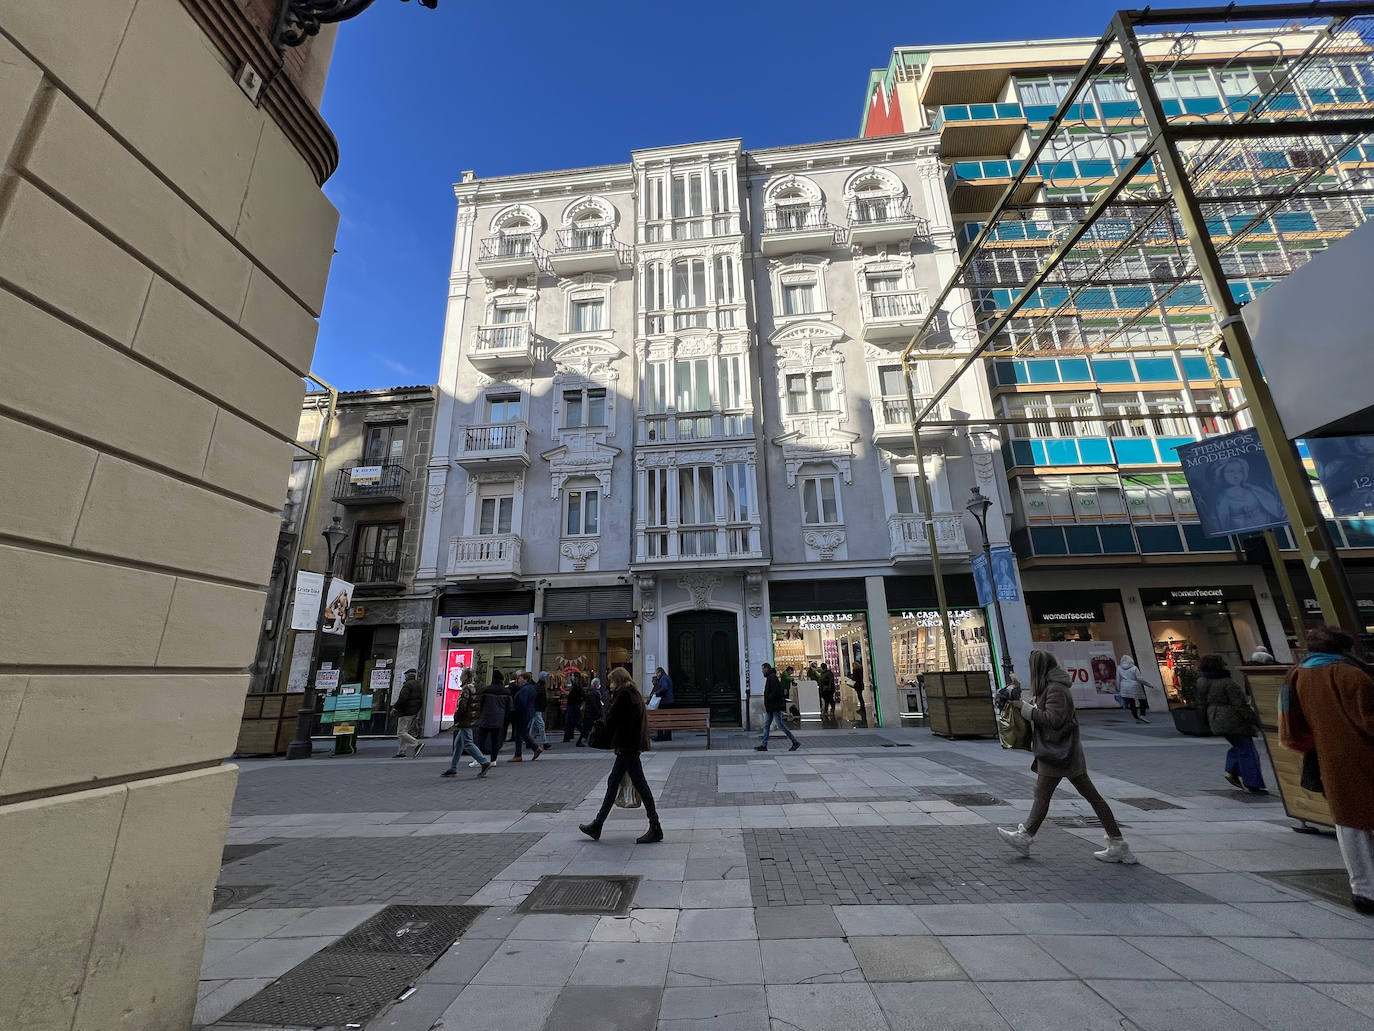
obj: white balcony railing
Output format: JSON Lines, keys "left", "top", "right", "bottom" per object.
{"left": 634, "top": 524, "right": 763, "bottom": 564}
{"left": 888, "top": 513, "right": 969, "bottom": 560}
{"left": 469, "top": 324, "right": 535, "bottom": 368}
{"left": 447, "top": 534, "right": 522, "bottom": 579}
{"left": 865, "top": 289, "right": 925, "bottom": 320}
{"left": 870, "top": 395, "right": 947, "bottom": 438}
{"left": 457, "top": 422, "right": 529, "bottom": 468}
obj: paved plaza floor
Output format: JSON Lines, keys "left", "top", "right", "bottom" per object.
{"left": 198, "top": 715, "right": 1374, "bottom": 1030}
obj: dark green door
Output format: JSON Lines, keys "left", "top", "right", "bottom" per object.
{"left": 667, "top": 610, "right": 742, "bottom": 726}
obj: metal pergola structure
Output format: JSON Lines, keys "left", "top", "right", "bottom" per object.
{"left": 900, "top": 2, "right": 1374, "bottom": 665}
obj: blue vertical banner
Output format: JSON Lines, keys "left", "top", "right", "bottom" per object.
{"left": 1305, "top": 436, "right": 1374, "bottom": 517}
{"left": 1175, "top": 429, "right": 1288, "bottom": 538}
{"left": 972, "top": 547, "right": 1020, "bottom": 606}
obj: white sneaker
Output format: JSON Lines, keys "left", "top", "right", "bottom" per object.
{"left": 998, "top": 824, "right": 1033, "bottom": 858}
{"left": 1094, "top": 837, "right": 1138, "bottom": 864}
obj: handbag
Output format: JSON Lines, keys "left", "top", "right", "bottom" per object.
{"left": 587, "top": 718, "right": 612, "bottom": 750}
{"left": 997, "top": 703, "right": 1032, "bottom": 751}
{"left": 647, "top": 695, "right": 662, "bottom": 710}
{"left": 615, "top": 773, "right": 642, "bottom": 808}
{"left": 1031, "top": 712, "right": 1078, "bottom": 764}
{"left": 1300, "top": 749, "right": 1325, "bottom": 795}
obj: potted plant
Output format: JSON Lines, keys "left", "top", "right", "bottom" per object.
{"left": 1169, "top": 667, "right": 1213, "bottom": 736}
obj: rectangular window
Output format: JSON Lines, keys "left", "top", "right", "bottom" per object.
{"left": 486, "top": 394, "right": 521, "bottom": 423}
{"left": 493, "top": 305, "right": 525, "bottom": 324}
{"left": 478, "top": 496, "right": 514, "bottom": 535}
{"left": 571, "top": 297, "right": 604, "bottom": 332}
{"left": 647, "top": 468, "right": 669, "bottom": 527}
{"left": 646, "top": 176, "right": 665, "bottom": 221}
{"left": 563, "top": 388, "right": 608, "bottom": 428}
{"left": 675, "top": 358, "right": 712, "bottom": 413}
{"left": 785, "top": 374, "right": 809, "bottom": 415}
{"left": 565, "top": 489, "right": 599, "bottom": 536}
{"left": 893, "top": 475, "right": 919, "bottom": 515}
{"left": 646, "top": 362, "right": 669, "bottom": 414}
{"left": 352, "top": 522, "right": 402, "bottom": 582}
{"left": 711, "top": 168, "right": 731, "bottom": 213}
{"left": 678, "top": 466, "right": 716, "bottom": 524}
{"left": 671, "top": 175, "right": 686, "bottom": 218}
{"left": 713, "top": 254, "right": 736, "bottom": 304}
{"left": 783, "top": 282, "right": 816, "bottom": 315}
{"left": 785, "top": 371, "right": 835, "bottom": 414}
{"left": 878, "top": 365, "right": 908, "bottom": 398}
{"left": 689, "top": 174, "right": 704, "bottom": 216}
{"left": 812, "top": 371, "right": 834, "bottom": 412}
{"left": 363, "top": 425, "right": 404, "bottom": 465}
{"left": 801, "top": 476, "right": 840, "bottom": 525}
{"left": 718, "top": 354, "right": 742, "bottom": 410}
{"left": 723, "top": 463, "right": 749, "bottom": 522}
{"left": 563, "top": 390, "right": 582, "bottom": 428}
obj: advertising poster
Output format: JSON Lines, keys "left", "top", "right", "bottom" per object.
{"left": 320, "top": 577, "right": 355, "bottom": 636}
{"left": 972, "top": 546, "right": 1021, "bottom": 606}
{"left": 1176, "top": 429, "right": 1287, "bottom": 537}
{"left": 1041, "top": 640, "right": 1120, "bottom": 709}
{"left": 1306, "top": 435, "right": 1374, "bottom": 517}
{"left": 368, "top": 666, "right": 393, "bottom": 696}
{"left": 444, "top": 647, "right": 474, "bottom": 722}
{"left": 289, "top": 571, "right": 324, "bottom": 631}
{"left": 315, "top": 668, "right": 340, "bottom": 693}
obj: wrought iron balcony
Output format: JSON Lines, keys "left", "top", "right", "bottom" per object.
{"left": 456, "top": 421, "right": 530, "bottom": 470}
{"left": 332, "top": 462, "right": 407, "bottom": 505}
{"left": 847, "top": 196, "right": 929, "bottom": 246}
{"left": 888, "top": 512, "right": 969, "bottom": 562}
{"left": 549, "top": 228, "right": 631, "bottom": 274}
{"left": 475, "top": 234, "right": 543, "bottom": 277}
{"left": 447, "top": 534, "right": 522, "bottom": 583}
{"left": 760, "top": 204, "right": 838, "bottom": 255}
{"left": 351, "top": 555, "right": 402, "bottom": 587}
{"left": 469, "top": 323, "right": 535, "bottom": 371}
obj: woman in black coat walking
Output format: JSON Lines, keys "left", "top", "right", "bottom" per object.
{"left": 579, "top": 668, "right": 663, "bottom": 843}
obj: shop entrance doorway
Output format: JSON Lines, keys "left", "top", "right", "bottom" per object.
{"left": 667, "top": 609, "right": 742, "bottom": 726}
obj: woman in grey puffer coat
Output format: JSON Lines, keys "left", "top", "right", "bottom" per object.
{"left": 998, "top": 650, "right": 1137, "bottom": 864}
{"left": 1117, "top": 655, "right": 1149, "bottom": 724}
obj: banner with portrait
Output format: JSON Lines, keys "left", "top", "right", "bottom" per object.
{"left": 320, "top": 577, "right": 354, "bottom": 636}
{"left": 1175, "top": 429, "right": 1287, "bottom": 538}
{"left": 1305, "top": 435, "right": 1374, "bottom": 517}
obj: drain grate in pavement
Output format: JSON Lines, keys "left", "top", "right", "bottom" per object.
{"left": 524, "top": 801, "right": 566, "bottom": 813}
{"left": 223, "top": 951, "right": 431, "bottom": 1026}
{"left": 334, "top": 904, "right": 484, "bottom": 955}
{"left": 211, "top": 884, "right": 269, "bottom": 911}
{"left": 1119, "top": 797, "right": 1184, "bottom": 811}
{"left": 516, "top": 875, "right": 640, "bottom": 915}
{"left": 1260, "top": 868, "right": 1354, "bottom": 909}
{"left": 1204, "top": 789, "right": 1277, "bottom": 804}
{"left": 221, "top": 843, "right": 279, "bottom": 865}
{"left": 1051, "top": 815, "right": 1104, "bottom": 828}
{"left": 222, "top": 904, "right": 485, "bottom": 1027}
{"left": 938, "top": 792, "right": 1006, "bottom": 807}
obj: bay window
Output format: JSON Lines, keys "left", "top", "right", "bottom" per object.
{"left": 675, "top": 357, "right": 712, "bottom": 413}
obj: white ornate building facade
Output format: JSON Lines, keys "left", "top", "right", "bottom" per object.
{"left": 417, "top": 135, "right": 1031, "bottom": 732}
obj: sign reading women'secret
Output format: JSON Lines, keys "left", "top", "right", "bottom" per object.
{"left": 1175, "top": 429, "right": 1287, "bottom": 537}
{"left": 1305, "top": 436, "right": 1374, "bottom": 517}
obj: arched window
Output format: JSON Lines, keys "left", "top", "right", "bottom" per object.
{"left": 844, "top": 167, "right": 906, "bottom": 225}
{"left": 570, "top": 209, "right": 608, "bottom": 250}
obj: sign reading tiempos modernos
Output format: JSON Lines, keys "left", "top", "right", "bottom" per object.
{"left": 1175, "top": 429, "right": 1287, "bottom": 538}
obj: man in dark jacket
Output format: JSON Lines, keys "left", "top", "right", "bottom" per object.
{"left": 477, "top": 676, "right": 511, "bottom": 763}
{"left": 531, "top": 673, "right": 550, "bottom": 750}
{"left": 756, "top": 662, "right": 801, "bottom": 752}
{"left": 508, "top": 672, "right": 543, "bottom": 762}
{"left": 441, "top": 669, "right": 491, "bottom": 777}
{"left": 563, "top": 673, "right": 586, "bottom": 742}
{"left": 391, "top": 668, "right": 425, "bottom": 758}
{"left": 650, "top": 667, "right": 674, "bottom": 741}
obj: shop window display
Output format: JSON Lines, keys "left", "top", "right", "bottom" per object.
{"left": 1140, "top": 587, "right": 1268, "bottom": 705}
{"left": 770, "top": 611, "right": 876, "bottom": 727}
{"left": 1027, "top": 592, "right": 1137, "bottom": 709}
{"left": 889, "top": 609, "right": 992, "bottom": 685}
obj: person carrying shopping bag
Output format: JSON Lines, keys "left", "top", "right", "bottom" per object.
{"left": 578, "top": 668, "right": 663, "bottom": 844}
{"left": 997, "top": 649, "right": 1137, "bottom": 864}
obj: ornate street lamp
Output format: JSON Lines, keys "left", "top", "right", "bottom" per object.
{"left": 285, "top": 516, "right": 351, "bottom": 759}
{"left": 273, "top": 0, "right": 438, "bottom": 52}
{"left": 966, "top": 486, "right": 1015, "bottom": 684}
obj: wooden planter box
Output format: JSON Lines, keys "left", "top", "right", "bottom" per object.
{"left": 236, "top": 692, "right": 305, "bottom": 757}
{"left": 1240, "top": 665, "right": 1333, "bottom": 830}
{"left": 925, "top": 670, "right": 996, "bottom": 739}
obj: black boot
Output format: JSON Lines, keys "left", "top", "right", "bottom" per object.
{"left": 579, "top": 821, "right": 603, "bottom": 841}
{"left": 636, "top": 824, "right": 664, "bottom": 844}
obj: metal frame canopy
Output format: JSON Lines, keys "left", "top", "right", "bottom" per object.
{"left": 902, "top": 2, "right": 1374, "bottom": 635}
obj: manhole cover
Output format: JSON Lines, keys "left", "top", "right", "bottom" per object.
{"left": 516, "top": 875, "right": 640, "bottom": 915}
{"left": 524, "top": 802, "right": 566, "bottom": 813}
{"left": 221, "top": 843, "right": 279, "bottom": 865}
{"left": 223, "top": 951, "right": 430, "bottom": 1026}
{"left": 1204, "top": 789, "right": 1277, "bottom": 804}
{"left": 211, "top": 884, "right": 268, "bottom": 911}
{"left": 334, "top": 905, "right": 484, "bottom": 955}
{"left": 1119, "top": 797, "right": 1184, "bottom": 811}
{"left": 1051, "top": 815, "right": 1104, "bottom": 828}
{"left": 1260, "top": 868, "right": 1353, "bottom": 908}
{"left": 938, "top": 792, "right": 1006, "bottom": 807}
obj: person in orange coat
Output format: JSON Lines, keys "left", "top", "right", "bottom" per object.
{"left": 1282, "top": 624, "right": 1374, "bottom": 914}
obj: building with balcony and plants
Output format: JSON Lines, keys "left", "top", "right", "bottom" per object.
{"left": 861, "top": 19, "right": 1374, "bottom": 705}
{"left": 417, "top": 135, "right": 1029, "bottom": 733}
{"left": 250, "top": 384, "right": 437, "bottom": 740}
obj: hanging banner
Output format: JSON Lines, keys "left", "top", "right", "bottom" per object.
{"left": 321, "top": 577, "right": 355, "bottom": 636}
{"left": 1041, "top": 640, "right": 1119, "bottom": 709}
{"left": 289, "top": 571, "right": 325, "bottom": 631}
{"left": 1175, "top": 429, "right": 1287, "bottom": 537}
{"left": 972, "top": 547, "right": 1020, "bottom": 607}
{"left": 1305, "top": 436, "right": 1374, "bottom": 517}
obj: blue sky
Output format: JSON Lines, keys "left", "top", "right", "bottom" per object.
{"left": 313, "top": 0, "right": 1127, "bottom": 391}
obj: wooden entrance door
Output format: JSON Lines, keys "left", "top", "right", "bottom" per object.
{"left": 667, "top": 609, "right": 742, "bottom": 726}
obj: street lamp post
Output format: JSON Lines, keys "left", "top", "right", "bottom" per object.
{"left": 966, "top": 486, "right": 1015, "bottom": 685}
{"left": 285, "top": 516, "right": 351, "bottom": 760}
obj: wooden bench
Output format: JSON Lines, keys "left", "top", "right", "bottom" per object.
{"left": 646, "top": 707, "right": 711, "bottom": 749}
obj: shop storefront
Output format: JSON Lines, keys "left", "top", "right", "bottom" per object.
{"left": 536, "top": 586, "right": 635, "bottom": 680}
{"left": 432, "top": 590, "right": 535, "bottom": 732}
{"left": 1140, "top": 585, "right": 1270, "bottom": 703}
{"left": 1027, "top": 590, "right": 1137, "bottom": 710}
{"left": 770, "top": 609, "right": 876, "bottom": 727}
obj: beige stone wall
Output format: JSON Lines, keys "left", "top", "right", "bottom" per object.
{"left": 0, "top": 2, "right": 339, "bottom": 1029}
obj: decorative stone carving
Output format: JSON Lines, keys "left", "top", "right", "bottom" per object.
{"left": 561, "top": 539, "right": 599, "bottom": 572}
{"left": 560, "top": 195, "right": 619, "bottom": 228}
{"left": 678, "top": 573, "right": 719, "bottom": 611}
{"left": 487, "top": 202, "right": 546, "bottom": 235}
{"left": 763, "top": 173, "right": 823, "bottom": 205}
{"left": 427, "top": 485, "right": 444, "bottom": 512}
{"left": 745, "top": 570, "right": 764, "bottom": 618}
{"left": 543, "top": 442, "right": 619, "bottom": 498}
{"left": 636, "top": 574, "right": 657, "bottom": 621}
{"left": 803, "top": 529, "right": 846, "bottom": 561}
